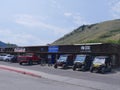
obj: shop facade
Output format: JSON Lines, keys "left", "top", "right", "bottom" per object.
{"left": 0, "top": 43, "right": 120, "bottom": 68}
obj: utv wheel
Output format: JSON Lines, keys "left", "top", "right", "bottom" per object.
{"left": 108, "top": 66, "right": 112, "bottom": 72}
{"left": 81, "top": 66, "right": 85, "bottom": 71}
{"left": 90, "top": 67, "right": 94, "bottom": 73}
{"left": 73, "top": 65, "right": 76, "bottom": 71}
{"left": 101, "top": 67, "right": 105, "bottom": 74}
{"left": 63, "top": 64, "right": 67, "bottom": 69}
{"left": 54, "top": 64, "right": 57, "bottom": 69}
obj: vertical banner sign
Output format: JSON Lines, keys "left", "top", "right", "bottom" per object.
{"left": 48, "top": 46, "right": 59, "bottom": 52}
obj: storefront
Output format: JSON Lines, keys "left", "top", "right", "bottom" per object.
{"left": 1, "top": 43, "right": 120, "bottom": 67}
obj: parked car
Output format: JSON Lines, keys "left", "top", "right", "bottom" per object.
{"left": 54, "top": 54, "right": 74, "bottom": 69}
{"left": 9, "top": 55, "right": 18, "bottom": 63}
{"left": 0, "top": 54, "right": 11, "bottom": 61}
{"left": 90, "top": 56, "right": 112, "bottom": 74}
{"left": 3, "top": 55, "right": 14, "bottom": 62}
{"left": 73, "top": 54, "right": 93, "bottom": 71}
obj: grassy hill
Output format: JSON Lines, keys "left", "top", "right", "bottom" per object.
{"left": 52, "top": 19, "right": 120, "bottom": 45}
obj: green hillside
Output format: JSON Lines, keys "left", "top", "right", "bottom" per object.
{"left": 52, "top": 19, "right": 120, "bottom": 45}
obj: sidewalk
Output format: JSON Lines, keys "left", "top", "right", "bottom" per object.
{"left": 0, "top": 65, "right": 120, "bottom": 90}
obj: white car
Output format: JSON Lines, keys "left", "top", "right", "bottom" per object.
{"left": 0, "top": 54, "right": 10, "bottom": 60}
{"left": 3, "top": 55, "right": 14, "bottom": 62}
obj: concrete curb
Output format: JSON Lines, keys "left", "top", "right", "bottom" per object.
{"left": 0, "top": 65, "right": 41, "bottom": 78}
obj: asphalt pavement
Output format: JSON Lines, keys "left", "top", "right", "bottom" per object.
{"left": 1, "top": 69, "right": 93, "bottom": 90}
{"left": 0, "top": 61, "right": 120, "bottom": 90}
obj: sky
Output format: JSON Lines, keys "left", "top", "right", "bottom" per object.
{"left": 0, "top": 0, "right": 120, "bottom": 46}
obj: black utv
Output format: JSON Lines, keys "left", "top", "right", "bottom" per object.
{"left": 90, "top": 56, "right": 112, "bottom": 74}
{"left": 73, "top": 55, "right": 93, "bottom": 71}
{"left": 54, "top": 54, "right": 74, "bottom": 69}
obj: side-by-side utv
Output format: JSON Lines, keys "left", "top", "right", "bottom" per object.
{"left": 73, "top": 54, "right": 93, "bottom": 71}
{"left": 54, "top": 54, "right": 74, "bottom": 69}
{"left": 90, "top": 56, "right": 112, "bottom": 74}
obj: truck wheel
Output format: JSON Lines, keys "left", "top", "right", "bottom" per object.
{"left": 37, "top": 60, "right": 41, "bottom": 64}
{"left": 19, "top": 62, "right": 22, "bottom": 65}
{"left": 54, "top": 64, "right": 58, "bottom": 69}
{"left": 73, "top": 65, "right": 76, "bottom": 71}
{"left": 28, "top": 60, "right": 33, "bottom": 65}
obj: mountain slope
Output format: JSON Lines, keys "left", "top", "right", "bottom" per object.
{"left": 52, "top": 19, "right": 120, "bottom": 45}
{"left": 0, "top": 41, "right": 17, "bottom": 48}
{"left": 0, "top": 41, "right": 7, "bottom": 47}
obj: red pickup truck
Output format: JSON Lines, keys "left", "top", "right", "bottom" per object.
{"left": 18, "top": 53, "right": 41, "bottom": 65}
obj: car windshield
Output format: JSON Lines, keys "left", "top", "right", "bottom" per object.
{"left": 93, "top": 57, "right": 105, "bottom": 64}
{"left": 8, "top": 55, "right": 14, "bottom": 57}
{"left": 8, "top": 56, "right": 12, "bottom": 57}
{"left": 1, "top": 55, "right": 6, "bottom": 56}
{"left": 58, "top": 55, "right": 67, "bottom": 61}
{"left": 75, "top": 55, "right": 86, "bottom": 62}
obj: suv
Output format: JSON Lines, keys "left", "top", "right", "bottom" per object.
{"left": 73, "top": 54, "right": 93, "bottom": 71}
{"left": 18, "top": 53, "right": 41, "bottom": 65}
{"left": 54, "top": 54, "right": 74, "bottom": 69}
{"left": 90, "top": 56, "right": 112, "bottom": 74}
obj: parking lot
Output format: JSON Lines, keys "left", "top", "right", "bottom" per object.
{"left": 0, "top": 61, "right": 120, "bottom": 89}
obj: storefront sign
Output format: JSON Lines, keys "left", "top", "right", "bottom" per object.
{"left": 48, "top": 46, "right": 59, "bottom": 52}
{"left": 14, "top": 47, "right": 26, "bottom": 52}
{"left": 81, "top": 46, "right": 91, "bottom": 52}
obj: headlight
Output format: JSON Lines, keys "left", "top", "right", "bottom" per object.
{"left": 94, "top": 64, "right": 100, "bottom": 67}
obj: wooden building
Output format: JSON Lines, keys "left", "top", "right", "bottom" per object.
{"left": 0, "top": 43, "right": 120, "bottom": 67}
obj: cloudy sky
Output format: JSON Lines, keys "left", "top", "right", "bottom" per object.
{"left": 0, "top": 0, "right": 120, "bottom": 46}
